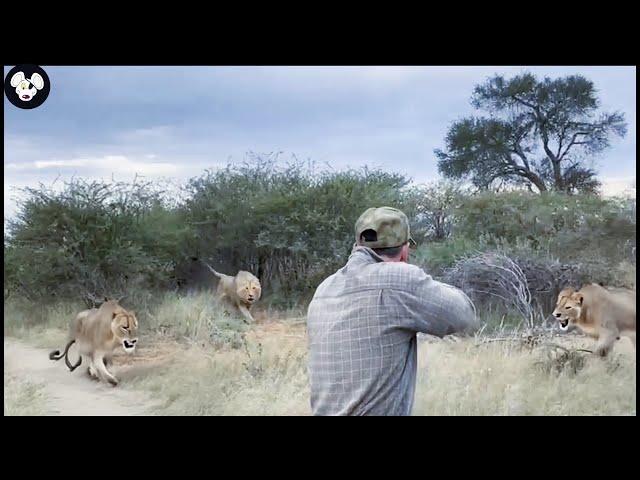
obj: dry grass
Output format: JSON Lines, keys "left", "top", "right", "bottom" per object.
{"left": 4, "top": 371, "right": 49, "bottom": 416}
{"left": 116, "top": 326, "right": 635, "bottom": 416}
{"left": 413, "top": 334, "right": 636, "bottom": 416}
{"left": 4, "top": 292, "right": 636, "bottom": 416}
{"left": 4, "top": 298, "right": 81, "bottom": 345}
{"left": 122, "top": 322, "right": 310, "bottom": 415}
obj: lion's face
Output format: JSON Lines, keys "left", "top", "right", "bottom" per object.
{"left": 552, "top": 288, "right": 584, "bottom": 331}
{"left": 110, "top": 307, "right": 139, "bottom": 353}
{"left": 236, "top": 273, "right": 262, "bottom": 305}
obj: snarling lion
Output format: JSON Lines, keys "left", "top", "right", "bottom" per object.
{"left": 552, "top": 283, "right": 636, "bottom": 357}
{"left": 49, "top": 300, "right": 139, "bottom": 386}
{"left": 202, "top": 261, "right": 262, "bottom": 323}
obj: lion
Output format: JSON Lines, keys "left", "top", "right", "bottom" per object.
{"left": 49, "top": 299, "right": 139, "bottom": 386}
{"left": 201, "top": 261, "right": 262, "bottom": 323}
{"left": 552, "top": 283, "right": 636, "bottom": 357}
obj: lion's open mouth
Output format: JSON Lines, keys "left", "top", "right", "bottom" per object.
{"left": 558, "top": 319, "right": 569, "bottom": 330}
{"left": 123, "top": 340, "right": 136, "bottom": 350}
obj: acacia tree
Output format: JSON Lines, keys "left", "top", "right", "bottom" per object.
{"left": 435, "top": 73, "right": 627, "bottom": 194}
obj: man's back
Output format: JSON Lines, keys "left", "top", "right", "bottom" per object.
{"left": 307, "top": 246, "right": 476, "bottom": 416}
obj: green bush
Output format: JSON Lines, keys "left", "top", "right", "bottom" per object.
{"left": 4, "top": 158, "right": 426, "bottom": 302}
{"left": 3, "top": 157, "right": 635, "bottom": 315}
{"left": 411, "top": 237, "right": 479, "bottom": 276}
{"left": 452, "top": 191, "right": 635, "bottom": 262}
{"left": 4, "top": 179, "right": 190, "bottom": 302}
{"left": 182, "top": 158, "right": 423, "bottom": 299}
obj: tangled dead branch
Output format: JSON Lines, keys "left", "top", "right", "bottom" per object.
{"left": 445, "top": 252, "right": 535, "bottom": 329}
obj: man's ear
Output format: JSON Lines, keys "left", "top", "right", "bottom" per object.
{"left": 400, "top": 243, "right": 410, "bottom": 262}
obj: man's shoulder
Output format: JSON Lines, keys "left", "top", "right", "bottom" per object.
{"left": 310, "top": 261, "right": 434, "bottom": 303}
{"left": 370, "top": 261, "right": 430, "bottom": 282}
{"left": 383, "top": 261, "right": 427, "bottom": 276}
{"left": 310, "top": 269, "right": 342, "bottom": 298}
{"left": 346, "top": 261, "right": 431, "bottom": 296}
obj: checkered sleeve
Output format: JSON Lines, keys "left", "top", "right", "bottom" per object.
{"left": 407, "top": 272, "right": 478, "bottom": 337}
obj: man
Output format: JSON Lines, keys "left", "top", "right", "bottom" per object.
{"left": 307, "top": 206, "right": 477, "bottom": 416}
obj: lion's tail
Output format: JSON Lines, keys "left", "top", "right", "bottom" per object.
{"left": 49, "top": 349, "right": 64, "bottom": 361}
{"left": 200, "top": 260, "right": 225, "bottom": 279}
{"left": 49, "top": 339, "right": 82, "bottom": 372}
{"left": 49, "top": 339, "right": 73, "bottom": 361}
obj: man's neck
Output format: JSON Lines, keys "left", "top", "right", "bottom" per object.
{"left": 350, "top": 245, "right": 407, "bottom": 264}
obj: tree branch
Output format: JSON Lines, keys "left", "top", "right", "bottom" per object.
{"left": 510, "top": 95, "right": 536, "bottom": 109}
{"left": 512, "top": 147, "right": 531, "bottom": 171}
{"left": 555, "top": 123, "right": 570, "bottom": 158}
{"left": 558, "top": 131, "right": 591, "bottom": 160}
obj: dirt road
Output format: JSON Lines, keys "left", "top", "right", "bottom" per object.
{"left": 4, "top": 338, "right": 159, "bottom": 416}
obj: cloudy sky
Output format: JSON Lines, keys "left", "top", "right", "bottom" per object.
{"left": 4, "top": 65, "right": 636, "bottom": 222}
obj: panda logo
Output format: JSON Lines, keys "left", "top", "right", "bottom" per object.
{"left": 4, "top": 64, "right": 50, "bottom": 109}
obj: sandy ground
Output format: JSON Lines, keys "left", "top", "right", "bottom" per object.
{"left": 5, "top": 321, "right": 634, "bottom": 416}
{"left": 4, "top": 338, "right": 166, "bottom": 416}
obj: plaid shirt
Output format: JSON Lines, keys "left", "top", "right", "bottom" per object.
{"left": 307, "top": 246, "right": 477, "bottom": 416}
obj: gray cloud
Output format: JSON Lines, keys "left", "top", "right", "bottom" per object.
{"left": 4, "top": 66, "right": 636, "bottom": 223}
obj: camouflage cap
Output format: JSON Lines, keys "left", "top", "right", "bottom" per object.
{"left": 354, "top": 206, "right": 416, "bottom": 249}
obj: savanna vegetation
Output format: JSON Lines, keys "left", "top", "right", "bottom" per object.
{"left": 4, "top": 72, "right": 635, "bottom": 416}
{"left": 4, "top": 156, "right": 635, "bottom": 331}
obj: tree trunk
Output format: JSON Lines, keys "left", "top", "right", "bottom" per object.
{"left": 522, "top": 171, "right": 547, "bottom": 193}
{"left": 551, "top": 159, "right": 563, "bottom": 191}
{"left": 540, "top": 130, "right": 563, "bottom": 190}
